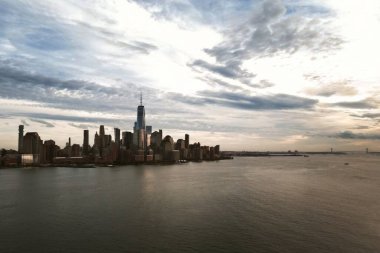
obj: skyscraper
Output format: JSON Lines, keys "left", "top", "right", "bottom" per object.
{"left": 99, "top": 125, "right": 105, "bottom": 157}
{"left": 122, "top": 131, "right": 133, "bottom": 149}
{"left": 185, "top": 134, "right": 189, "bottom": 149}
{"left": 43, "top": 140, "right": 57, "bottom": 163}
{"left": 23, "top": 132, "right": 42, "bottom": 154}
{"left": 83, "top": 130, "right": 89, "bottom": 156}
{"left": 18, "top": 125, "right": 24, "bottom": 153}
{"left": 134, "top": 94, "right": 147, "bottom": 153}
{"left": 136, "top": 93, "right": 145, "bottom": 130}
{"left": 114, "top": 128, "right": 120, "bottom": 145}
{"left": 100, "top": 125, "right": 105, "bottom": 136}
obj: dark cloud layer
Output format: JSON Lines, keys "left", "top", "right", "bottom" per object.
{"left": 169, "top": 91, "right": 318, "bottom": 111}
{"left": 332, "top": 131, "right": 380, "bottom": 140}
{"left": 0, "top": 63, "right": 156, "bottom": 113}
{"left": 331, "top": 99, "right": 378, "bottom": 109}
{"left": 352, "top": 113, "right": 380, "bottom": 119}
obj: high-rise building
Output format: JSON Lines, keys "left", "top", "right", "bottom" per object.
{"left": 151, "top": 130, "right": 162, "bottom": 153}
{"left": 71, "top": 144, "right": 81, "bottom": 157}
{"left": 137, "top": 96, "right": 145, "bottom": 130}
{"left": 137, "top": 129, "right": 146, "bottom": 151}
{"left": 185, "top": 134, "right": 189, "bottom": 149}
{"left": 18, "top": 125, "right": 24, "bottom": 153}
{"left": 146, "top": 126, "right": 152, "bottom": 147}
{"left": 99, "top": 125, "right": 105, "bottom": 157}
{"left": 122, "top": 131, "right": 133, "bottom": 149}
{"left": 100, "top": 125, "right": 105, "bottom": 136}
{"left": 215, "top": 145, "right": 220, "bottom": 155}
{"left": 105, "top": 135, "right": 112, "bottom": 147}
{"left": 83, "top": 130, "right": 89, "bottom": 156}
{"left": 66, "top": 137, "right": 71, "bottom": 147}
{"left": 114, "top": 128, "right": 121, "bottom": 162}
{"left": 114, "top": 128, "right": 120, "bottom": 145}
{"left": 23, "top": 132, "right": 43, "bottom": 163}
{"left": 23, "top": 132, "right": 42, "bottom": 154}
{"left": 43, "top": 140, "right": 58, "bottom": 163}
{"left": 161, "top": 135, "right": 174, "bottom": 161}
{"left": 176, "top": 139, "right": 185, "bottom": 150}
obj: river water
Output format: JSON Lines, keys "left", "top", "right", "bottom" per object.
{"left": 1, "top": 155, "right": 380, "bottom": 252}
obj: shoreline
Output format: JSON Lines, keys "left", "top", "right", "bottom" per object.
{"left": 0, "top": 157, "right": 234, "bottom": 169}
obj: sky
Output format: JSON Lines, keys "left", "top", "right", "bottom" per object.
{"left": 1, "top": 0, "right": 380, "bottom": 151}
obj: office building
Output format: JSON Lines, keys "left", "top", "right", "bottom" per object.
{"left": 185, "top": 134, "right": 189, "bottom": 149}
{"left": 83, "top": 130, "right": 89, "bottom": 156}
{"left": 18, "top": 125, "right": 24, "bottom": 153}
{"left": 122, "top": 131, "right": 133, "bottom": 149}
{"left": 43, "top": 140, "right": 57, "bottom": 163}
{"left": 23, "top": 132, "right": 43, "bottom": 164}
{"left": 136, "top": 94, "right": 145, "bottom": 130}
{"left": 114, "top": 128, "right": 120, "bottom": 145}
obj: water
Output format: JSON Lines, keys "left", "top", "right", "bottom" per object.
{"left": 1, "top": 155, "right": 380, "bottom": 252}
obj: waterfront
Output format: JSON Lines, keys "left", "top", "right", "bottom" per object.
{"left": 1, "top": 155, "right": 380, "bottom": 252}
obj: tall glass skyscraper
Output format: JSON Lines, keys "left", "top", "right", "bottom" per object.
{"left": 137, "top": 95, "right": 145, "bottom": 130}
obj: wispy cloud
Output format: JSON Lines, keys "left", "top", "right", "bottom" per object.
{"left": 305, "top": 80, "right": 358, "bottom": 97}
{"left": 29, "top": 119, "right": 55, "bottom": 128}
{"left": 189, "top": 59, "right": 256, "bottom": 85}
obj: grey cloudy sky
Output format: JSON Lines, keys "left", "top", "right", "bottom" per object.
{"left": 1, "top": 0, "right": 380, "bottom": 151}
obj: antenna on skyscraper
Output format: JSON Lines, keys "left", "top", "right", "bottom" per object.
{"left": 140, "top": 92, "right": 143, "bottom": 106}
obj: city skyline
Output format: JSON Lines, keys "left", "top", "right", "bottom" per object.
{"left": 1, "top": 0, "right": 380, "bottom": 151}
{"left": 3, "top": 98, "right": 222, "bottom": 166}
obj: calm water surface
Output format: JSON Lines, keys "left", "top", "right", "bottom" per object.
{"left": 1, "top": 155, "right": 380, "bottom": 252}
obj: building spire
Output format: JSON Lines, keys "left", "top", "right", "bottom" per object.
{"left": 140, "top": 92, "right": 143, "bottom": 106}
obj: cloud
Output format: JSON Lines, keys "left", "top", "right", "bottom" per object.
{"left": 246, "top": 80, "right": 275, "bottom": 89}
{"left": 204, "top": 0, "right": 343, "bottom": 63}
{"left": 0, "top": 63, "right": 159, "bottom": 113}
{"left": 189, "top": 59, "right": 255, "bottom": 84}
{"left": 168, "top": 91, "right": 318, "bottom": 111}
{"left": 105, "top": 38, "right": 158, "bottom": 55}
{"left": 68, "top": 123, "right": 99, "bottom": 129}
{"left": 130, "top": 0, "right": 254, "bottom": 27}
{"left": 198, "top": 76, "right": 244, "bottom": 91}
{"left": 305, "top": 80, "right": 358, "bottom": 97}
{"left": 29, "top": 119, "right": 55, "bottom": 128}
{"left": 331, "top": 131, "right": 380, "bottom": 140}
{"left": 331, "top": 99, "right": 378, "bottom": 109}
{"left": 351, "top": 113, "right": 380, "bottom": 119}
{"left": 352, "top": 126, "right": 370, "bottom": 130}
{"left": 16, "top": 113, "right": 123, "bottom": 125}
{"left": 186, "top": 0, "right": 343, "bottom": 92}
